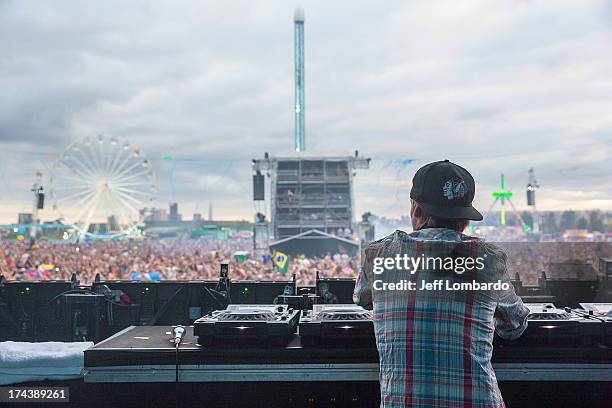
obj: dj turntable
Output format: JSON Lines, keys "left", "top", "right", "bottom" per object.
{"left": 496, "top": 303, "right": 612, "bottom": 347}
{"left": 580, "top": 303, "right": 612, "bottom": 317}
{"left": 194, "top": 304, "right": 300, "bottom": 346}
{"left": 299, "top": 304, "right": 374, "bottom": 346}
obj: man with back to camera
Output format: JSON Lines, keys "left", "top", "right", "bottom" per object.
{"left": 354, "top": 160, "right": 530, "bottom": 408}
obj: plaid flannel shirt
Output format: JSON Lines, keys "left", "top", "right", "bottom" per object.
{"left": 354, "top": 228, "right": 529, "bottom": 408}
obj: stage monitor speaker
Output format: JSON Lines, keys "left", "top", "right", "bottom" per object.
{"left": 527, "top": 190, "right": 535, "bottom": 206}
{"left": 37, "top": 192, "right": 45, "bottom": 209}
{"left": 253, "top": 174, "right": 265, "bottom": 201}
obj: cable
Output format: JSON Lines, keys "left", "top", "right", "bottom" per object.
{"left": 175, "top": 342, "right": 179, "bottom": 382}
{"left": 565, "top": 307, "right": 608, "bottom": 322}
{"left": 45, "top": 289, "right": 95, "bottom": 304}
{"left": 149, "top": 287, "right": 185, "bottom": 326}
{"left": 564, "top": 307, "right": 609, "bottom": 342}
{"left": 174, "top": 345, "right": 179, "bottom": 408}
{"left": 203, "top": 286, "right": 228, "bottom": 309}
{"left": 215, "top": 274, "right": 232, "bottom": 304}
{"left": 45, "top": 288, "right": 133, "bottom": 308}
{"left": 107, "top": 301, "right": 113, "bottom": 326}
{"left": 171, "top": 325, "right": 186, "bottom": 408}
{"left": 102, "top": 297, "right": 134, "bottom": 307}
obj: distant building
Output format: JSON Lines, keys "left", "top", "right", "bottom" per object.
{"left": 193, "top": 213, "right": 202, "bottom": 221}
{"left": 169, "top": 203, "right": 181, "bottom": 222}
{"left": 140, "top": 207, "right": 167, "bottom": 221}
{"left": 18, "top": 213, "right": 33, "bottom": 225}
{"left": 107, "top": 215, "right": 119, "bottom": 231}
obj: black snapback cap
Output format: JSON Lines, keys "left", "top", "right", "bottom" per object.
{"left": 410, "top": 160, "right": 483, "bottom": 221}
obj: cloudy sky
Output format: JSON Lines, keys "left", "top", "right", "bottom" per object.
{"left": 0, "top": 0, "right": 611, "bottom": 224}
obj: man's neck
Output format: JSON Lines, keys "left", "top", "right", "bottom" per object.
{"left": 416, "top": 225, "right": 462, "bottom": 233}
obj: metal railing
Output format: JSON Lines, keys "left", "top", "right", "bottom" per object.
{"left": 276, "top": 194, "right": 349, "bottom": 206}
{"left": 277, "top": 170, "right": 299, "bottom": 182}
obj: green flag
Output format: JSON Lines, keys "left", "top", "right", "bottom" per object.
{"left": 273, "top": 251, "right": 289, "bottom": 274}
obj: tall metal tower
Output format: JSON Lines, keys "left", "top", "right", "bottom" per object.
{"left": 485, "top": 174, "right": 529, "bottom": 230}
{"left": 30, "top": 171, "right": 44, "bottom": 238}
{"left": 294, "top": 6, "right": 306, "bottom": 152}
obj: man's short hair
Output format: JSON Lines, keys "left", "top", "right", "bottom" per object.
{"left": 418, "top": 202, "right": 469, "bottom": 232}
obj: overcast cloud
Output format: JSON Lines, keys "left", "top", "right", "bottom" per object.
{"left": 0, "top": 0, "right": 611, "bottom": 223}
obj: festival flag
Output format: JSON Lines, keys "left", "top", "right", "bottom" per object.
{"left": 273, "top": 251, "right": 289, "bottom": 274}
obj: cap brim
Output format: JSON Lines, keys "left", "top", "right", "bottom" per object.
{"left": 419, "top": 202, "right": 483, "bottom": 221}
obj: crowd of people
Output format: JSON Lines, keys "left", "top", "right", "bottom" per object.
{"left": 3, "top": 236, "right": 603, "bottom": 287}
{"left": 0, "top": 237, "right": 359, "bottom": 285}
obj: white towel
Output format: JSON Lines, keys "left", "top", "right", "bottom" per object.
{"left": 0, "top": 341, "right": 93, "bottom": 385}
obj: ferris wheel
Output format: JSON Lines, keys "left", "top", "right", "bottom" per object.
{"left": 49, "top": 135, "right": 157, "bottom": 238}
